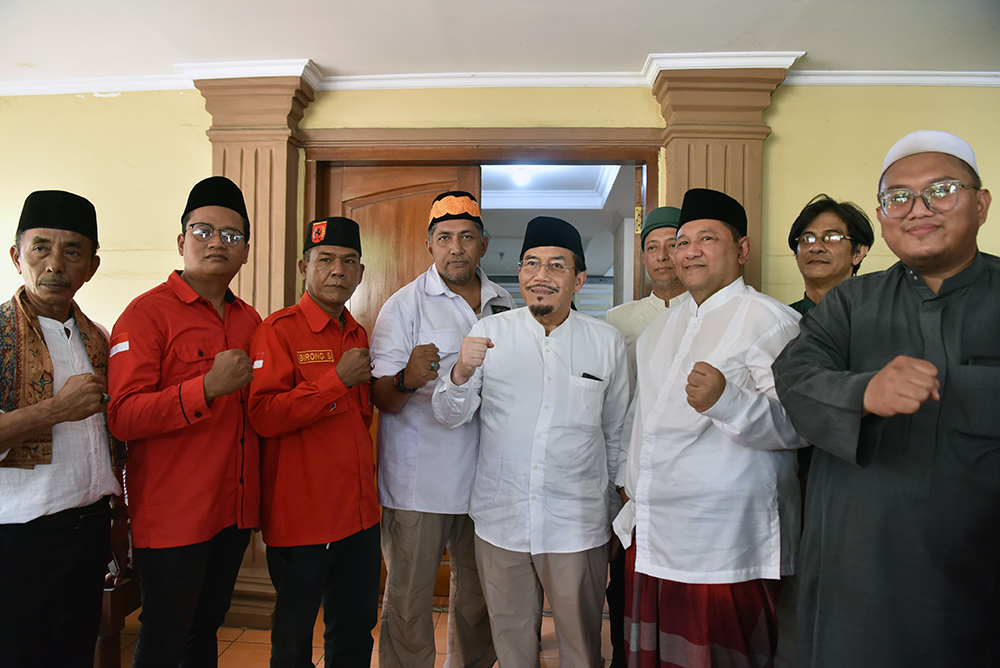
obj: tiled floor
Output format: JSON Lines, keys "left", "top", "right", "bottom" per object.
{"left": 118, "top": 608, "right": 614, "bottom": 667}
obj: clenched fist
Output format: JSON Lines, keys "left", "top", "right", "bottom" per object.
{"left": 686, "top": 361, "right": 726, "bottom": 413}
{"left": 451, "top": 337, "right": 494, "bottom": 386}
{"left": 337, "top": 347, "right": 373, "bottom": 388}
{"left": 863, "top": 355, "right": 940, "bottom": 417}
{"left": 401, "top": 344, "right": 441, "bottom": 391}
{"left": 53, "top": 373, "right": 108, "bottom": 423}
{"left": 203, "top": 349, "right": 254, "bottom": 402}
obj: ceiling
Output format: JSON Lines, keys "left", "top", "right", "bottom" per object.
{"left": 1, "top": 0, "right": 998, "bottom": 92}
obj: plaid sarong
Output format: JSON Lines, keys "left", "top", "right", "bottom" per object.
{"left": 624, "top": 541, "right": 780, "bottom": 668}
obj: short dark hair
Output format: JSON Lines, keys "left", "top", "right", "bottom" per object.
{"left": 181, "top": 211, "right": 251, "bottom": 242}
{"left": 14, "top": 229, "right": 99, "bottom": 257}
{"left": 788, "top": 194, "right": 875, "bottom": 275}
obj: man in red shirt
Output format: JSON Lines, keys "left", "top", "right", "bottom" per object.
{"left": 108, "top": 176, "right": 261, "bottom": 667}
{"left": 248, "top": 216, "right": 380, "bottom": 668}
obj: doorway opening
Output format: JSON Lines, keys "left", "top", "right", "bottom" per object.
{"left": 480, "top": 163, "right": 637, "bottom": 320}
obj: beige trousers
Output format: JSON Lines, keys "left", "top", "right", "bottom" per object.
{"left": 474, "top": 535, "right": 609, "bottom": 668}
{"left": 379, "top": 509, "right": 495, "bottom": 668}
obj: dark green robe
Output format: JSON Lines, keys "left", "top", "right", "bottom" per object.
{"left": 773, "top": 253, "right": 1000, "bottom": 668}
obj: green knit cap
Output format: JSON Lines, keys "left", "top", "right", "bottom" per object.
{"left": 640, "top": 206, "right": 682, "bottom": 247}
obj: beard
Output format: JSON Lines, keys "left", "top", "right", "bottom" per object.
{"left": 440, "top": 265, "right": 475, "bottom": 285}
{"left": 529, "top": 304, "right": 555, "bottom": 317}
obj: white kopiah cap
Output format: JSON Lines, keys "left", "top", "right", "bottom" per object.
{"left": 881, "top": 130, "right": 979, "bottom": 178}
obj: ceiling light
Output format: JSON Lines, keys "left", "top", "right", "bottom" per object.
{"left": 513, "top": 168, "right": 530, "bottom": 187}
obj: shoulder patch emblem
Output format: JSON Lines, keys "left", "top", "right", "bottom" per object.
{"left": 109, "top": 333, "right": 130, "bottom": 358}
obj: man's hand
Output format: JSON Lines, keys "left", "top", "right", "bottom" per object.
{"left": 686, "top": 362, "right": 727, "bottom": 413}
{"left": 451, "top": 337, "right": 493, "bottom": 386}
{"left": 52, "top": 373, "right": 107, "bottom": 423}
{"left": 203, "top": 350, "right": 254, "bottom": 402}
{"left": 337, "top": 347, "right": 373, "bottom": 388}
{"left": 401, "top": 344, "right": 441, "bottom": 390}
{"left": 863, "top": 355, "right": 940, "bottom": 417}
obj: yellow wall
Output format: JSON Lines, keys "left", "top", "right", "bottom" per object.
{"left": 3, "top": 83, "right": 997, "bottom": 326}
{"left": 762, "top": 85, "right": 1000, "bottom": 302}
{"left": 0, "top": 91, "right": 212, "bottom": 328}
{"left": 302, "top": 86, "right": 665, "bottom": 129}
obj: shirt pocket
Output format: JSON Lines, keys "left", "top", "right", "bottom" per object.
{"left": 171, "top": 341, "right": 222, "bottom": 383}
{"left": 417, "top": 329, "right": 465, "bottom": 378}
{"left": 946, "top": 365, "right": 1000, "bottom": 490}
{"left": 568, "top": 376, "right": 605, "bottom": 428}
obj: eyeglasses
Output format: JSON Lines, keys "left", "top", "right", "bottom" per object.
{"left": 796, "top": 231, "right": 852, "bottom": 249}
{"left": 878, "top": 180, "right": 979, "bottom": 219}
{"left": 187, "top": 223, "right": 245, "bottom": 247}
{"left": 518, "top": 259, "right": 575, "bottom": 275}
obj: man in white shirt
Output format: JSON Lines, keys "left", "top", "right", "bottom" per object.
{"left": 614, "top": 189, "right": 803, "bottom": 667}
{"left": 434, "top": 216, "right": 629, "bottom": 668}
{"left": 371, "top": 191, "right": 512, "bottom": 668}
{"left": 603, "top": 205, "right": 688, "bottom": 667}
{"left": 0, "top": 190, "right": 128, "bottom": 667}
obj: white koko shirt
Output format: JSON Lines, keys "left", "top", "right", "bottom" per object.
{"left": 433, "top": 308, "right": 629, "bottom": 555}
{"left": 0, "top": 316, "right": 121, "bottom": 524}
{"left": 371, "top": 265, "right": 515, "bottom": 514}
{"left": 614, "top": 277, "right": 804, "bottom": 584}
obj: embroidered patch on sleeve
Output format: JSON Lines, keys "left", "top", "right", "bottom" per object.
{"left": 297, "top": 349, "right": 335, "bottom": 364}
{"left": 253, "top": 353, "right": 264, "bottom": 370}
{"left": 109, "top": 333, "right": 130, "bottom": 358}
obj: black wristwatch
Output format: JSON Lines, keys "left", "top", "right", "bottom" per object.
{"left": 393, "top": 369, "right": 418, "bottom": 394}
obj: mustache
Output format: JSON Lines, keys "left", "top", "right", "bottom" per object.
{"left": 37, "top": 276, "right": 71, "bottom": 288}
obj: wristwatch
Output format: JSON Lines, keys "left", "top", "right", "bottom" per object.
{"left": 393, "top": 369, "right": 417, "bottom": 394}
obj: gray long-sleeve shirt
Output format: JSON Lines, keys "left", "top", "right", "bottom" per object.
{"left": 773, "top": 252, "right": 1000, "bottom": 668}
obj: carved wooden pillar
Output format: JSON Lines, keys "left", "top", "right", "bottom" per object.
{"left": 194, "top": 75, "right": 314, "bottom": 628}
{"left": 651, "top": 68, "right": 786, "bottom": 289}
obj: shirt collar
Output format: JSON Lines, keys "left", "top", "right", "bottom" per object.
{"left": 799, "top": 293, "right": 816, "bottom": 310}
{"left": 648, "top": 292, "right": 667, "bottom": 309}
{"left": 688, "top": 276, "right": 746, "bottom": 317}
{"left": 523, "top": 306, "right": 575, "bottom": 339}
{"left": 167, "top": 270, "right": 236, "bottom": 305}
{"left": 300, "top": 290, "right": 359, "bottom": 335}
{"left": 905, "top": 251, "right": 987, "bottom": 300}
{"left": 425, "top": 264, "right": 502, "bottom": 304}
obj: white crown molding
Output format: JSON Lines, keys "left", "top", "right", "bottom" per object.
{"left": 316, "top": 71, "right": 647, "bottom": 90}
{"left": 0, "top": 74, "right": 193, "bottom": 97}
{"left": 176, "top": 58, "right": 322, "bottom": 85}
{"left": 641, "top": 51, "right": 805, "bottom": 86}
{"left": 595, "top": 165, "right": 621, "bottom": 207}
{"left": 784, "top": 70, "right": 1000, "bottom": 86}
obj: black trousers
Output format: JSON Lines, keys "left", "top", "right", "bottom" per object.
{"left": 267, "top": 524, "right": 381, "bottom": 668}
{"left": 0, "top": 497, "right": 111, "bottom": 668}
{"left": 132, "top": 524, "right": 251, "bottom": 668}
{"left": 607, "top": 543, "right": 626, "bottom": 668}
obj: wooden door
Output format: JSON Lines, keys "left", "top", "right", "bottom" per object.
{"left": 316, "top": 163, "right": 480, "bottom": 600}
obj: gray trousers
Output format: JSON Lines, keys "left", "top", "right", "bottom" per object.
{"left": 474, "top": 535, "right": 609, "bottom": 668}
{"left": 379, "top": 509, "right": 495, "bottom": 668}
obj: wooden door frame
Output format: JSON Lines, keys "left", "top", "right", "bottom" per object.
{"left": 301, "top": 127, "right": 662, "bottom": 300}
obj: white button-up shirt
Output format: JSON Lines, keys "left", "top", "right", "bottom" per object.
{"left": 614, "top": 277, "right": 803, "bottom": 584}
{"left": 0, "top": 316, "right": 121, "bottom": 524}
{"left": 371, "top": 265, "right": 515, "bottom": 514}
{"left": 433, "top": 308, "right": 629, "bottom": 554}
{"left": 606, "top": 291, "right": 689, "bottom": 395}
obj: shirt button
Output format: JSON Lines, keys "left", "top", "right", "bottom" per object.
{"left": 194, "top": 411, "right": 202, "bottom": 418}
{"left": 198, "top": 350, "right": 204, "bottom": 357}
{"left": 533, "top": 464, "right": 538, "bottom": 469}
{"left": 531, "top": 495, "right": 537, "bottom": 500}
{"left": 547, "top": 376, "right": 552, "bottom": 381}
{"left": 543, "top": 405, "right": 549, "bottom": 410}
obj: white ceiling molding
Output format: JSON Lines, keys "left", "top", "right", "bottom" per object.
{"left": 176, "top": 59, "right": 323, "bottom": 89}
{"left": 641, "top": 51, "right": 805, "bottom": 86}
{"left": 3, "top": 54, "right": 999, "bottom": 96}
{"left": 481, "top": 165, "right": 621, "bottom": 210}
{"left": 785, "top": 70, "right": 1000, "bottom": 86}
{"left": 0, "top": 74, "right": 193, "bottom": 97}
{"left": 317, "top": 71, "right": 647, "bottom": 90}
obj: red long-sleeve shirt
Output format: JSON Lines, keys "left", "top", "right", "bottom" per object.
{"left": 108, "top": 271, "right": 262, "bottom": 549}
{"left": 248, "top": 291, "right": 379, "bottom": 547}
